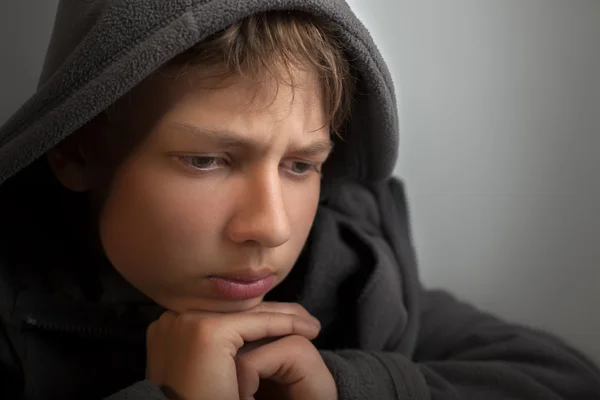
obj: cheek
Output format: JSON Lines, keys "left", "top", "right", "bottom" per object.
{"left": 285, "top": 180, "right": 320, "bottom": 244}
{"left": 97, "top": 152, "right": 322, "bottom": 295}
{"left": 97, "top": 158, "right": 227, "bottom": 284}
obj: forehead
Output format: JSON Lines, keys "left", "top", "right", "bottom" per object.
{"left": 96, "top": 65, "right": 329, "bottom": 165}
{"left": 103, "top": 67, "right": 326, "bottom": 155}
{"left": 170, "top": 65, "right": 321, "bottom": 105}
{"left": 134, "top": 66, "right": 326, "bottom": 126}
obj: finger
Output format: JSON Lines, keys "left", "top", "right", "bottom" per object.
{"left": 227, "top": 312, "right": 320, "bottom": 345}
{"left": 190, "top": 311, "right": 320, "bottom": 355}
{"left": 237, "top": 335, "right": 326, "bottom": 399}
{"left": 168, "top": 303, "right": 321, "bottom": 329}
{"left": 238, "top": 337, "right": 281, "bottom": 357}
{"left": 247, "top": 302, "right": 320, "bottom": 326}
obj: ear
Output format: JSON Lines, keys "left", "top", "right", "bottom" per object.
{"left": 47, "top": 133, "right": 91, "bottom": 192}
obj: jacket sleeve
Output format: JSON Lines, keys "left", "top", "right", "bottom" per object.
{"left": 320, "top": 287, "right": 600, "bottom": 400}
{"left": 103, "top": 381, "right": 168, "bottom": 400}
{"left": 319, "top": 178, "right": 600, "bottom": 400}
{"left": 0, "top": 320, "right": 22, "bottom": 398}
{"left": 0, "top": 317, "right": 166, "bottom": 400}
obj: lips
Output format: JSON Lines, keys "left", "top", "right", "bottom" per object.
{"left": 207, "top": 269, "right": 276, "bottom": 301}
{"left": 210, "top": 268, "right": 275, "bottom": 283}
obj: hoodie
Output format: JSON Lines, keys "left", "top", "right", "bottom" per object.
{"left": 1, "top": 1, "right": 600, "bottom": 399}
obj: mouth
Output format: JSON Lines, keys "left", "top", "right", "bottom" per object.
{"left": 207, "top": 268, "right": 276, "bottom": 301}
{"left": 209, "top": 268, "right": 275, "bottom": 282}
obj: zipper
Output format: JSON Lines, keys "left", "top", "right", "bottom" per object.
{"left": 23, "top": 315, "right": 144, "bottom": 341}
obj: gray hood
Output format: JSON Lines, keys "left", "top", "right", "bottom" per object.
{"left": 0, "top": 0, "right": 399, "bottom": 185}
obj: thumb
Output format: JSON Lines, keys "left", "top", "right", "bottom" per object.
{"left": 235, "top": 335, "right": 323, "bottom": 400}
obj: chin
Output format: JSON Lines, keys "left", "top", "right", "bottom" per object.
{"left": 166, "top": 296, "right": 265, "bottom": 314}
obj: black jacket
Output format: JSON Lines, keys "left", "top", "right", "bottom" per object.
{"left": 0, "top": 170, "right": 599, "bottom": 399}
{"left": 1, "top": 0, "right": 599, "bottom": 398}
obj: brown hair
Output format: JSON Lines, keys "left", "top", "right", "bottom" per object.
{"left": 162, "top": 11, "right": 354, "bottom": 135}
{"left": 81, "top": 11, "right": 354, "bottom": 189}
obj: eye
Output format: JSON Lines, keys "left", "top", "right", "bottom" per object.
{"left": 178, "top": 156, "right": 228, "bottom": 171}
{"left": 291, "top": 162, "right": 314, "bottom": 174}
{"left": 283, "top": 160, "right": 322, "bottom": 178}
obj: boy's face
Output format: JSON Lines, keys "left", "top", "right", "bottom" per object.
{"left": 63, "top": 67, "right": 331, "bottom": 313}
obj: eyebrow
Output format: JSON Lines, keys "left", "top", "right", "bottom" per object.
{"left": 172, "top": 122, "right": 334, "bottom": 157}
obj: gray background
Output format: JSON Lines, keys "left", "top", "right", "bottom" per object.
{"left": 1, "top": 1, "right": 600, "bottom": 363}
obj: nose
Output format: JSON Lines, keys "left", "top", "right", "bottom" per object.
{"left": 226, "top": 168, "right": 292, "bottom": 248}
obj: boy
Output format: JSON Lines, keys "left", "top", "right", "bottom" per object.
{"left": 0, "top": 1, "right": 599, "bottom": 399}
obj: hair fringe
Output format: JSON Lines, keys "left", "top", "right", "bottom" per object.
{"left": 165, "top": 11, "right": 355, "bottom": 137}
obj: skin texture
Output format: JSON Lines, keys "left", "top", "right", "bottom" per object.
{"left": 49, "top": 67, "right": 339, "bottom": 399}
{"left": 51, "top": 67, "right": 331, "bottom": 314}
{"left": 146, "top": 301, "right": 336, "bottom": 400}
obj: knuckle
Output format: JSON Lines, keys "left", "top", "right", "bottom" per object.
{"left": 193, "top": 316, "right": 219, "bottom": 339}
{"left": 159, "top": 311, "right": 172, "bottom": 322}
{"left": 290, "top": 313, "right": 310, "bottom": 327}
{"left": 147, "top": 319, "right": 160, "bottom": 333}
{"left": 274, "top": 302, "right": 307, "bottom": 316}
{"left": 286, "top": 312, "right": 304, "bottom": 329}
{"left": 157, "top": 310, "right": 175, "bottom": 326}
{"left": 262, "top": 311, "right": 280, "bottom": 327}
{"left": 261, "top": 312, "right": 296, "bottom": 334}
{"left": 284, "top": 335, "right": 315, "bottom": 359}
{"left": 287, "top": 302, "right": 307, "bottom": 314}
{"left": 285, "top": 334, "right": 311, "bottom": 348}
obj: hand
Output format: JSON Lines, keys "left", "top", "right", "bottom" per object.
{"left": 146, "top": 302, "right": 321, "bottom": 400}
{"left": 236, "top": 334, "right": 338, "bottom": 400}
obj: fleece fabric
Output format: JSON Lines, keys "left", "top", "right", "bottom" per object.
{"left": 1, "top": 1, "right": 600, "bottom": 399}
{"left": 1, "top": 173, "right": 600, "bottom": 399}
{"left": 0, "top": 0, "right": 398, "bottom": 185}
